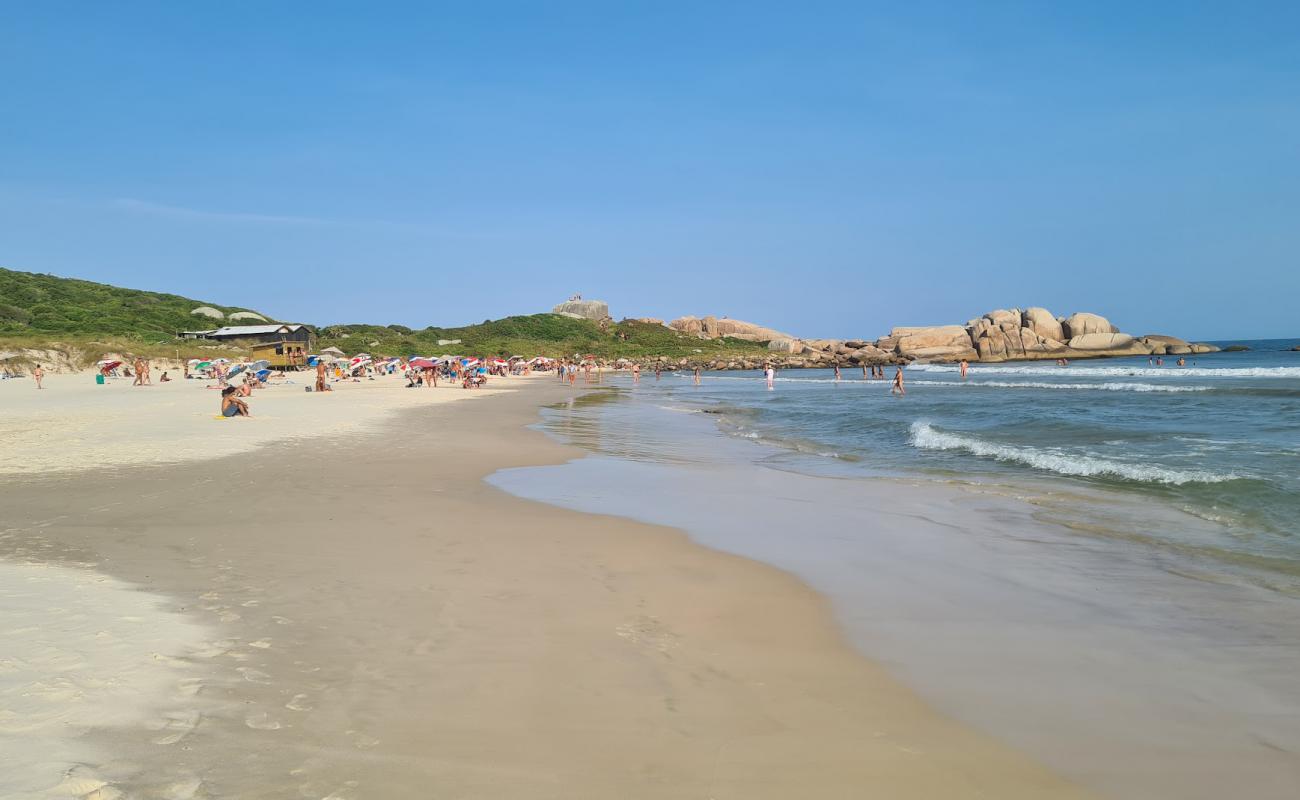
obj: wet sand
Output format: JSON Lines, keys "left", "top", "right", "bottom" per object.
{"left": 1, "top": 380, "right": 1091, "bottom": 798}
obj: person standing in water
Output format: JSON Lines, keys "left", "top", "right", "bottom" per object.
{"left": 693, "top": 366, "right": 701, "bottom": 386}
{"left": 632, "top": 363, "right": 640, "bottom": 383}
{"left": 833, "top": 363, "right": 841, "bottom": 382}
{"left": 960, "top": 359, "right": 968, "bottom": 379}
{"left": 765, "top": 364, "right": 775, "bottom": 390}
{"left": 891, "top": 366, "right": 905, "bottom": 396}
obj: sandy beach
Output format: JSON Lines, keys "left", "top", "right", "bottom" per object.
{"left": 0, "top": 374, "right": 1092, "bottom": 798}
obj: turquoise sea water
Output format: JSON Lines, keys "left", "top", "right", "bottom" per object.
{"left": 642, "top": 339, "right": 1300, "bottom": 583}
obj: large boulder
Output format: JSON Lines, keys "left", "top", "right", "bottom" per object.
{"left": 891, "top": 325, "right": 971, "bottom": 354}
{"left": 984, "top": 309, "right": 1022, "bottom": 329}
{"left": 191, "top": 306, "right": 224, "bottom": 320}
{"left": 1140, "top": 335, "right": 1189, "bottom": 355}
{"left": 767, "top": 338, "right": 803, "bottom": 353}
{"left": 974, "top": 327, "right": 1068, "bottom": 362}
{"left": 552, "top": 299, "right": 611, "bottom": 321}
{"left": 1190, "top": 343, "right": 1220, "bottom": 354}
{"left": 906, "top": 345, "right": 979, "bottom": 362}
{"left": 1068, "top": 332, "right": 1138, "bottom": 351}
{"left": 669, "top": 316, "right": 794, "bottom": 342}
{"left": 1061, "top": 312, "right": 1118, "bottom": 339}
{"left": 1022, "top": 307, "right": 1064, "bottom": 343}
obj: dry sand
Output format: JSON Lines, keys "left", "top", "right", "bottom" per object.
{"left": 0, "top": 370, "right": 504, "bottom": 476}
{"left": 0, "top": 377, "right": 1092, "bottom": 798}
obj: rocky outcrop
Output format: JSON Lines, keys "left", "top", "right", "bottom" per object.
{"left": 228, "top": 311, "right": 268, "bottom": 322}
{"left": 863, "top": 307, "right": 1176, "bottom": 364}
{"left": 767, "top": 338, "right": 803, "bottom": 353}
{"left": 552, "top": 299, "right": 611, "bottom": 321}
{"left": 1061, "top": 312, "right": 1118, "bottom": 339}
{"left": 888, "top": 325, "right": 976, "bottom": 361}
{"left": 1068, "top": 332, "right": 1135, "bottom": 351}
{"left": 1022, "top": 307, "right": 1064, "bottom": 342}
{"left": 191, "top": 306, "right": 224, "bottom": 320}
{"left": 973, "top": 327, "right": 1068, "bottom": 361}
{"left": 670, "top": 316, "right": 794, "bottom": 342}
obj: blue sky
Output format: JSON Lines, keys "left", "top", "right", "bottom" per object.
{"left": 2, "top": 1, "right": 1297, "bottom": 339}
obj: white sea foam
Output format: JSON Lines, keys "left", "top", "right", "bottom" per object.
{"left": 912, "top": 380, "right": 1209, "bottom": 393}
{"left": 908, "top": 422, "right": 1242, "bottom": 485}
{"left": 908, "top": 364, "right": 1300, "bottom": 379}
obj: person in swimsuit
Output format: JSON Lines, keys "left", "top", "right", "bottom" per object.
{"left": 891, "top": 367, "right": 905, "bottom": 396}
{"left": 221, "top": 386, "right": 249, "bottom": 417}
{"left": 33, "top": 363, "right": 44, "bottom": 389}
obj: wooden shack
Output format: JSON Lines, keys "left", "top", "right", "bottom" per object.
{"left": 251, "top": 339, "right": 310, "bottom": 369}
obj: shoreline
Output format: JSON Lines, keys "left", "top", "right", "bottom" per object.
{"left": 490, "top": 387, "right": 1300, "bottom": 800}
{"left": 1, "top": 379, "right": 1092, "bottom": 798}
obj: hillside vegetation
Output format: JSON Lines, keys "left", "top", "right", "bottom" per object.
{"left": 0, "top": 267, "right": 768, "bottom": 361}
{"left": 0, "top": 267, "right": 270, "bottom": 339}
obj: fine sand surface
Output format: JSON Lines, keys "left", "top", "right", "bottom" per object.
{"left": 1, "top": 378, "right": 1092, "bottom": 798}
{"left": 0, "top": 370, "right": 504, "bottom": 476}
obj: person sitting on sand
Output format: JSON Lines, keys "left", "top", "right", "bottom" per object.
{"left": 160, "top": 371, "right": 171, "bottom": 382}
{"left": 221, "top": 386, "right": 250, "bottom": 417}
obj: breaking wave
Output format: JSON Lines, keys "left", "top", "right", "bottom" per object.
{"left": 908, "top": 422, "right": 1242, "bottom": 485}
{"left": 912, "top": 380, "right": 1209, "bottom": 393}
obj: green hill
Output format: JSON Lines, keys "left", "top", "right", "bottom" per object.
{"left": 0, "top": 267, "right": 768, "bottom": 361}
{"left": 0, "top": 267, "right": 272, "bottom": 339}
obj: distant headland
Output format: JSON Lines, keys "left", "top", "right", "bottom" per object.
{"left": 0, "top": 267, "right": 1221, "bottom": 372}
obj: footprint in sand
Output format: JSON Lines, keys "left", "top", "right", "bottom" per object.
{"left": 236, "top": 667, "right": 272, "bottom": 684}
{"left": 175, "top": 677, "right": 205, "bottom": 697}
{"left": 248, "top": 638, "right": 272, "bottom": 649}
{"left": 151, "top": 709, "right": 202, "bottom": 745}
{"left": 245, "top": 710, "right": 283, "bottom": 730}
{"left": 285, "top": 694, "right": 313, "bottom": 711}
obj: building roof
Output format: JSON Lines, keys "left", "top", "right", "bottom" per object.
{"left": 207, "top": 324, "right": 305, "bottom": 337}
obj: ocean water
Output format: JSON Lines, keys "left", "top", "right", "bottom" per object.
{"left": 489, "top": 338, "right": 1300, "bottom": 798}
{"left": 647, "top": 339, "right": 1300, "bottom": 583}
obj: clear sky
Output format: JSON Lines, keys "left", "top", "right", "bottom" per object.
{"left": 3, "top": 1, "right": 1297, "bottom": 339}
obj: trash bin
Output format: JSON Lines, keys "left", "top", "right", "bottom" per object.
{"left": 95, "top": 373, "right": 105, "bottom": 385}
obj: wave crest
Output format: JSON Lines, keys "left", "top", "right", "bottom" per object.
{"left": 908, "top": 422, "right": 1241, "bottom": 485}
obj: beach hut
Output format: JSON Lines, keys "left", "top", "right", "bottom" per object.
{"left": 250, "top": 340, "right": 309, "bottom": 370}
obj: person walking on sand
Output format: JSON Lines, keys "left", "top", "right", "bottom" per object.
{"left": 891, "top": 366, "right": 905, "bottom": 396}
{"left": 132, "top": 357, "right": 145, "bottom": 386}
{"left": 33, "top": 363, "right": 44, "bottom": 389}
{"left": 960, "top": 359, "right": 968, "bottom": 379}
{"left": 315, "top": 359, "right": 327, "bottom": 393}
